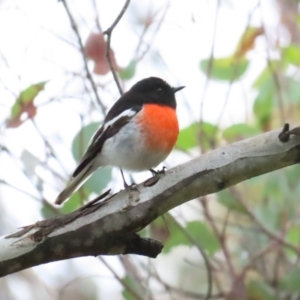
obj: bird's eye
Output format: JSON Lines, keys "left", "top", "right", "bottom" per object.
{"left": 157, "top": 88, "right": 163, "bottom": 94}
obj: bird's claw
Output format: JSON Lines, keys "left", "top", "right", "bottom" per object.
{"left": 149, "top": 166, "right": 167, "bottom": 176}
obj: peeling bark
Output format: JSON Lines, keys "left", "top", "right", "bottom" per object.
{"left": 0, "top": 125, "right": 300, "bottom": 277}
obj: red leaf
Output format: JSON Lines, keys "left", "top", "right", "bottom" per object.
{"left": 84, "top": 32, "right": 118, "bottom": 75}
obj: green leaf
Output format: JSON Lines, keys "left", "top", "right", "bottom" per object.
{"left": 60, "top": 193, "right": 83, "bottom": 214}
{"left": 200, "top": 57, "right": 249, "bottom": 81}
{"left": 222, "top": 123, "right": 260, "bottom": 143}
{"left": 285, "top": 226, "right": 300, "bottom": 259}
{"left": 186, "top": 221, "right": 220, "bottom": 256}
{"left": 72, "top": 122, "right": 100, "bottom": 162}
{"left": 84, "top": 167, "right": 112, "bottom": 194}
{"left": 252, "top": 61, "right": 280, "bottom": 89}
{"left": 177, "top": 123, "right": 199, "bottom": 150}
{"left": 6, "top": 81, "right": 47, "bottom": 128}
{"left": 281, "top": 75, "right": 300, "bottom": 105}
{"left": 254, "top": 203, "right": 280, "bottom": 233}
{"left": 280, "top": 267, "right": 300, "bottom": 293}
{"left": 261, "top": 171, "right": 290, "bottom": 204}
{"left": 284, "top": 165, "right": 300, "bottom": 201}
{"left": 17, "top": 81, "right": 47, "bottom": 104}
{"left": 217, "top": 190, "right": 247, "bottom": 214}
{"left": 119, "top": 60, "right": 136, "bottom": 80}
{"left": 163, "top": 221, "right": 220, "bottom": 256}
{"left": 41, "top": 204, "right": 59, "bottom": 219}
{"left": 176, "top": 122, "right": 218, "bottom": 151}
{"left": 163, "top": 224, "right": 190, "bottom": 253}
{"left": 283, "top": 45, "right": 300, "bottom": 66}
{"left": 246, "top": 280, "right": 276, "bottom": 300}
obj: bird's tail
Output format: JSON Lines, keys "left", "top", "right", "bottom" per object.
{"left": 55, "top": 164, "right": 94, "bottom": 205}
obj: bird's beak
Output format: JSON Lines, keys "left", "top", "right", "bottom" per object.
{"left": 172, "top": 86, "right": 185, "bottom": 93}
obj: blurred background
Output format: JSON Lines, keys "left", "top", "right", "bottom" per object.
{"left": 1, "top": 0, "right": 300, "bottom": 299}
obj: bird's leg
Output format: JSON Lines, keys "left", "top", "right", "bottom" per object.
{"left": 149, "top": 168, "right": 157, "bottom": 176}
{"left": 120, "top": 169, "right": 137, "bottom": 190}
{"left": 120, "top": 168, "right": 129, "bottom": 188}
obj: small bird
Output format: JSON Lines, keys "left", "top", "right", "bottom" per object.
{"left": 55, "top": 77, "right": 185, "bottom": 205}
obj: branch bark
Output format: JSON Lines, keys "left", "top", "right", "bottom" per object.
{"left": 1, "top": 125, "right": 300, "bottom": 277}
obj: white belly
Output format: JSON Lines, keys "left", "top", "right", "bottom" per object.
{"left": 97, "top": 121, "right": 169, "bottom": 171}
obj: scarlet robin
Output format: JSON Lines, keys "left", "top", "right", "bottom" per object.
{"left": 55, "top": 77, "right": 184, "bottom": 205}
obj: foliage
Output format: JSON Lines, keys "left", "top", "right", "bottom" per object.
{"left": 2, "top": 2, "right": 300, "bottom": 300}
{"left": 6, "top": 82, "right": 47, "bottom": 128}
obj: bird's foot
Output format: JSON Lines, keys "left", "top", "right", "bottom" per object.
{"left": 144, "top": 167, "right": 167, "bottom": 187}
{"left": 149, "top": 166, "right": 167, "bottom": 176}
{"left": 120, "top": 168, "right": 139, "bottom": 192}
{"left": 123, "top": 181, "right": 139, "bottom": 192}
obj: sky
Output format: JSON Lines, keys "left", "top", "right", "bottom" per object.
{"left": 0, "top": 0, "right": 280, "bottom": 299}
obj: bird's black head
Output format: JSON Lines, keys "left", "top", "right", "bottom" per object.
{"left": 129, "top": 77, "right": 185, "bottom": 109}
{"left": 104, "top": 77, "right": 184, "bottom": 122}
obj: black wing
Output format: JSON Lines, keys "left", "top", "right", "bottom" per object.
{"left": 72, "top": 104, "right": 142, "bottom": 178}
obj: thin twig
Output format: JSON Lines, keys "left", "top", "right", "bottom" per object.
{"left": 103, "top": 0, "right": 131, "bottom": 96}
{"left": 161, "top": 283, "right": 224, "bottom": 300}
{"left": 31, "top": 119, "right": 68, "bottom": 180}
{"left": 0, "top": 179, "right": 59, "bottom": 216}
{"left": 60, "top": 0, "right": 106, "bottom": 114}
{"left": 259, "top": 2, "right": 286, "bottom": 124}
{"left": 216, "top": 4, "right": 259, "bottom": 128}
{"left": 167, "top": 213, "right": 213, "bottom": 300}
{"left": 0, "top": 179, "right": 40, "bottom": 202}
{"left": 91, "top": 0, "right": 103, "bottom": 33}
{"left": 201, "top": 197, "right": 237, "bottom": 281}
{"left": 99, "top": 257, "right": 144, "bottom": 300}
{"left": 198, "top": 0, "right": 220, "bottom": 152}
{"left": 118, "top": 256, "right": 148, "bottom": 298}
{"left": 245, "top": 241, "right": 278, "bottom": 271}
{"left": 199, "top": 0, "right": 220, "bottom": 118}
{"left": 135, "top": 3, "right": 170, "bottom": 62}
{"left": 152, "top": 263, "right": 224, "bottom": 300}
{"left": 231, "top": 186, "right": 300, "bottom": 255}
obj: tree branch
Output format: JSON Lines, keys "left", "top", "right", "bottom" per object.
{"left": 1, "top": 125, "right": 300, "bottom": 277}
{"left": 103, "top": 0, "right": 130, "bottom": 95}
{"left": 60, "top": 0, "right": 106, "bottom": 114}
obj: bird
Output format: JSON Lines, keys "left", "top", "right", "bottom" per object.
{"left": 55, "top": 77, "right": 185, "bottom": 205}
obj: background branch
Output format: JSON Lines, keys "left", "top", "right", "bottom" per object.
{"left": 104, "top": 0, "right": 131, "bottom": 95}
{"left": 60, "top": 0, "right": 106, "bottom": 113}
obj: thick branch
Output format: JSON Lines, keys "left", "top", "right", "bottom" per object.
{"left": 1, "top": 126, "right": 300, "bottom": 277}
